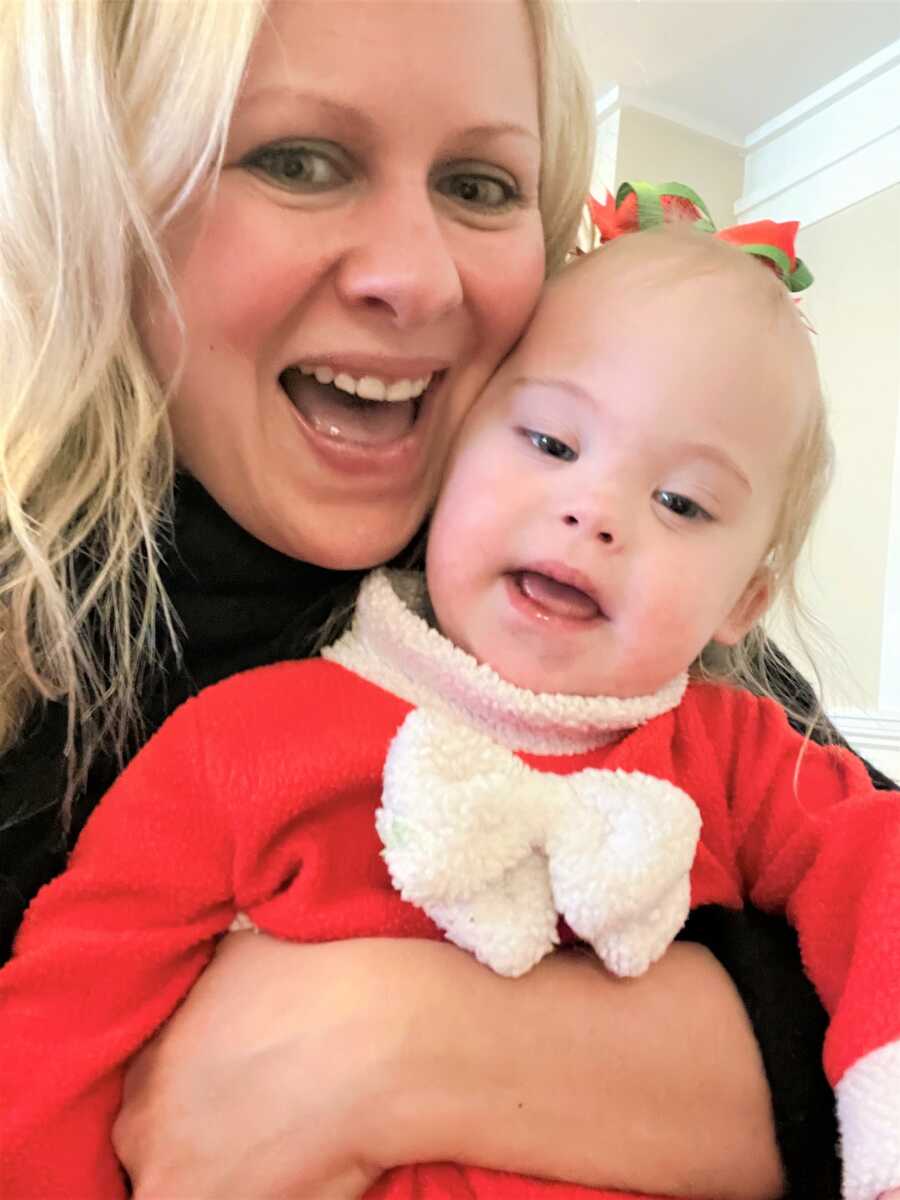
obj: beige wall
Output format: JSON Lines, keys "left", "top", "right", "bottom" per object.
{"left": 613, "top": 107, "right": 744, "bottom": 227}
{"left": 769, "top": 184, "right": 900, "bottom": 711}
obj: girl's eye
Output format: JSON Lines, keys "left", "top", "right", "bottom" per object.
{"left": 241, "top": 141, "right": 350, "bottom": 192}
{"left": 654, "top": 490, "right": 712, "bottom": 522}
{"left": 525, "top": 430, "right": 577, "bottom": 462}
{"left": 436, "top": 168, "right": 519, "bottom": 211}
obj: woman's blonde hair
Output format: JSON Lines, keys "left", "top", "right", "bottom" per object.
{"left": 0, "top": 0, "right": 264, "bottom": 820}
{"left": 0, "top": 0, "right": 595, "bottom": 826}
{"left": 524, "top": 0, "right": 596, "bottom": 275}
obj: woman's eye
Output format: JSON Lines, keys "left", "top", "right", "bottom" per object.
{"left": 436, "top": 169, "right": 519, "bottom": 211}
{"left": 241, "top": 141, "right": 350, "bottom": 192}
{"left": 654, "top": 490, "right": 712, "bottom": 522}
{"left": 525, "top": 430, "right": 577, "bottom": 462}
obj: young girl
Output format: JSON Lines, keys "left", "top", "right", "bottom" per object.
{"left": 3, "top": 219, "right": 897, "bottom": 1200}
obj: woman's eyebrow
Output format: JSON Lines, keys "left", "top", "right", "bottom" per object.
{"left": 456, "top": 123, "right": 541, "bottom": 146}
{"left": 238, "top": 87, "right": 372, "bottom": 129}
{"left": 239, "top": 86, "right": 539, "bottom": 145}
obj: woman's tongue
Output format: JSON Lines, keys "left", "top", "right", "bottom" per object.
{"left": 282, "top": 370, "right": 415, "bottom": 446}
{"left": 518, "top": 571, "right": 600, "bottom": 619}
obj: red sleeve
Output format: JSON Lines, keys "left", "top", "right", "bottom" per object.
{"left": 696, "top": 684, "right": 900, "bottom": 1088}
{"left": 0, "top": 694, "right": 237, "bottom": 1200}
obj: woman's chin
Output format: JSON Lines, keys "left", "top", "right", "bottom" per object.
{"left": 279, "top": 513, "right": 425, "bottom": 571}
{"left": 188, "top": 467, "right": 429, "bottom": 570}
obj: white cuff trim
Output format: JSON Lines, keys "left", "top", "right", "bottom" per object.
{"left": 836, "top": 1039, "right": 900, "bottom": 1199}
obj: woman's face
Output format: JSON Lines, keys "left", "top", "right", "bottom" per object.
{"left": 137, "top": 0, "right": 544, "bottom": 567}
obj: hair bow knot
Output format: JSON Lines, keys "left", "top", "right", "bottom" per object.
{"left": 585, "top": 181, "right": 813, "bottom": 293}
{"left": 376, "top": 708, "right": 702, "bottom": 978}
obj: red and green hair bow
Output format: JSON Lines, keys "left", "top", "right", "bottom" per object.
{"left": 585, "top": 181, "right": 813, "bottom": 293}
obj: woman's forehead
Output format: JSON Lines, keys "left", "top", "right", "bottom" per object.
{"left": 242, "top": 1, "right": 540, "bottom": 134}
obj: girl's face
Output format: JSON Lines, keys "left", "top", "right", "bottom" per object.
{"left": 137, "top": 0, "right": 544, "bottom": 567}
{"left": 427, "top": 248, "right": 814, "bottom": 698}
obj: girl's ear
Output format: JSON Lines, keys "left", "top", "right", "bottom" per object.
{"left": 713, "top": 568, "right": 773, "bottom": 647}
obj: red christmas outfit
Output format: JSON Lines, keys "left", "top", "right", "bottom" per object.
{"left": 1, "top": 570, "right": 898, "bottom": 1200}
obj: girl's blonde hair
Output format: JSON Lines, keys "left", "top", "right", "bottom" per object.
{"left": 0, "top": 0, "right": 595, "bottom": 825}
{"left": 679, "top": 239, "right": 835, "bottom": 733}
{"left": 696, "top": 387, "right": 834, "bottom": 737}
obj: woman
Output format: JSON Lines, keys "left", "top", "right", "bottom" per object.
{"left": 0, "top": 2, "right": 845, "bottom": 1197}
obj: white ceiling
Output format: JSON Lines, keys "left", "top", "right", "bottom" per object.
{"left": 568, "top": 1, "right": 900, "bottom": 145}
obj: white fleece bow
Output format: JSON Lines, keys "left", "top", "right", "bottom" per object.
{"left": 376, "top": 708, "right": 702, "bottom": 978}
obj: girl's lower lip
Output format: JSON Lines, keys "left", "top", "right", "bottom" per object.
{"left": 283, "top": 374, "right": 441, "bottom": 483}
{"left": 503, "top": 573, "right": 607, "bottom": 633}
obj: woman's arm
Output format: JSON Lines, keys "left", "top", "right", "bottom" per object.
{"left": 378, "top": 937, "right": 785, "bottom": 1200}
{"left": 116, "top": 932, "right": 785, "bottom": 1200}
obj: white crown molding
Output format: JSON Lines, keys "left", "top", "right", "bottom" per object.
{"left": 745, "top": 36, "right": 900, "bottom": 149}
{"left": 595, "top": 86, "right": 621, "bottom": 123}
{"left": 737, "top": 127, "right": 900, "bottom": 226}
{"left": 596, "top": 88, "right": 746, "bottom": 151}
{"left": 831, "top": 710, "right": 900, "bottom": 753}
{"left": 737, "top": 42, "right": 900, "bottom": 225}
{"left": 881, "top": 407, "right": 900, "bottom": 712}
{"left": 829, "top": 710, "right": 900, "bottom": 782}
{"left": 593, "top": 105, "right": 621, "bottom": 199}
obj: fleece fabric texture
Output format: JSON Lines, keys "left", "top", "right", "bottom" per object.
{"left": 378, "top": 705, "right": 704, "bottom": 979}
{"left": 2, "top": 567, "right": 899, "bottom": 1199}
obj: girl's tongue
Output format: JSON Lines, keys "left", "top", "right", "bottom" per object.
{"left": 518, "top": 571, "right": 600, "bottom": 619}
{"left": 281, "top": 369, "right": 416, "bottom": 445}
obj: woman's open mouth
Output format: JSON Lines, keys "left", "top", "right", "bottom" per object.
{"left": 280, "top": 364, "right": 440, "bottom": 447}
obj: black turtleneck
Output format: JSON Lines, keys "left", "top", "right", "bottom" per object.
{"left": 150, "top": 474, "right": 367, "bottom": 696}
{"left": 0, "top": 475, "right": 366, "bottom": 961}
{"left": 2, "top": 474, "right": 870, "bottom": 1196}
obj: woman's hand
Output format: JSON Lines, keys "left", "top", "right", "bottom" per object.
{"left": 113, "top": 932, "right": 393, "bottom": 1200}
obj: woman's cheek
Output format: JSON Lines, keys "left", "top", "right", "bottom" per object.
{"left": 166, "top": 206, "right": 313, "bottom": 358}
{"left": 444, "top": 229, "right": 544, "bottom": 440}
{"left": 492, "top": 220, "right": 546, "bottom": 343}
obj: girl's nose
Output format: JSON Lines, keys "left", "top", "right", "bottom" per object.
{"left": 562, "top": 510, "right": 618, "bottom": 546}
{"left": 335, "top": 184, "right": 464, "bottom": 329}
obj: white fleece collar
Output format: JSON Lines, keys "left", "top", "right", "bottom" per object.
{"left": 322, "top": 568, "right": 687, "bottom": 756}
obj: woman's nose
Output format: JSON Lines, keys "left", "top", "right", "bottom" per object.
{"left": 335, "top": 184, "right": 464, "bottom": 329}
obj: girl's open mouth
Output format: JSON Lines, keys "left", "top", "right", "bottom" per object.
{"left": 280, "top": 366, "right": 440, "bottom": 448}
{"left": 507, "top": 569, "right": 608, "bottom": 625}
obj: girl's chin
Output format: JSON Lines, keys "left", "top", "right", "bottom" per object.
{"left": 471, "top": 645, "right": 617, "bottom": 697}
{"left": 473, "top": 652, "right": 561, "bottom": 695}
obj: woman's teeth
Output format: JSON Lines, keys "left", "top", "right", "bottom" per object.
{"left": 296, "top": 364, "right": 432, "bottom": 402}
{"left": 281, "top": 365, "right": 430, "bottom": 446}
